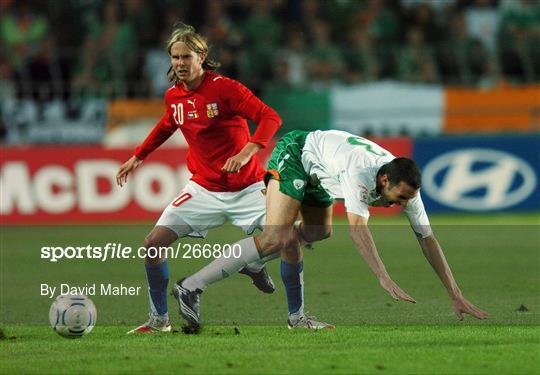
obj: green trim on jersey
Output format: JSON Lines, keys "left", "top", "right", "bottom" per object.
{"left": 265, "top": 130, "right": 333, "bottom": 207}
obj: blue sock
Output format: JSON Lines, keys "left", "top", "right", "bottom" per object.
{"left": 145, "top": 262, "right": 169, "bottom": 316}
{"left": 280, "top": 261, "right": 304, "bottom": 316}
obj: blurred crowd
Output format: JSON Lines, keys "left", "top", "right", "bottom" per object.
{"left": 1, "top": 0, "right": 539, "bottom": 101}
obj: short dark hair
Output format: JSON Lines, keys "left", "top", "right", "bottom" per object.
{"left": 377, "top": 157, "right": 421, "bottom": 189}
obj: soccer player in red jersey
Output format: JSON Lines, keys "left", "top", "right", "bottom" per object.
{"left": 116, "top": 24, "right": 282, "bottom": 334}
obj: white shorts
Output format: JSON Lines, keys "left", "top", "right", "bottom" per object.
{"left": 156, "top": 180, "right": 267, "bottom": 238}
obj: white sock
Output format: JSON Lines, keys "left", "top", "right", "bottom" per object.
{"left": 182, "top": 237, "right": 262, "bottom": 291}
{"left": 245, "top": 251, "right": 280, "bottom": 272}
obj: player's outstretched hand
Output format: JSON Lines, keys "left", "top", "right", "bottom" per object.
{"left": 452, "top": 296, "right": 488, "bottom": 320}
{"left": 221, "top": 152, "right": 250, "bottom": 173}
{"left": 116, "top": 156, "right": 142, "bottom": 187}
{"left": 379, "top": 276, "right": 416, "bottom": 303}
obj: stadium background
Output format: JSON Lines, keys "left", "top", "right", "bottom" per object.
{"left": 1, "top": 0, "right": 539, "bottom": 223}
{"left": 1, "top": 1, "right": 539, "bottom": 373}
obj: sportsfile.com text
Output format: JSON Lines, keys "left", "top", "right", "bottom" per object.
{"left": 40, "top": 243, "right": 242, "bottom": 262}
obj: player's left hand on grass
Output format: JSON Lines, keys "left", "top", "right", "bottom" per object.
{"left": 379, "top": 276, "right": 416, "bottom": 303}
{"left": 221, "top": 152, "right": 250, "bottom": 173}
{"left": 452, "top": 296, "right": 488, "bottom": 320}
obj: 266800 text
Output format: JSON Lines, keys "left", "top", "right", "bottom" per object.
{"left": 180, "top": 243, "right": 242, "bottom": 259}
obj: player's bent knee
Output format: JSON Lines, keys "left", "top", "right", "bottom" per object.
{"left": 263, "top": 239, "right": 286, "bottom": 255}
{"left": 303, "top": 225, "right": 333, "bottom": 242}
{"left": 320, "top": 225, "right": 333, "bottom": 240}
{"left": 258, "top": 234, "right": 287, "bottom": 256}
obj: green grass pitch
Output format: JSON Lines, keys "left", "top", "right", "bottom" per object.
{"left": 1, "top": 213, "right": 539, "bottom": 373}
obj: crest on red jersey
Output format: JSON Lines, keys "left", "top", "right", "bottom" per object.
{"left": 206, "top": 103, "right": 219, "bottom": 118}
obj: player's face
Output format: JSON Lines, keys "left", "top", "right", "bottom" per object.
{"left": 379, "top": 179, "right": 418, "bottom": 208}
{"left": 170, "top": 42, "right": 205, "bottom": 83}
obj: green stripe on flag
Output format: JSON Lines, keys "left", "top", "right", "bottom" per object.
{"left": 263, "top": 88, "right": 330, "bottom": 132}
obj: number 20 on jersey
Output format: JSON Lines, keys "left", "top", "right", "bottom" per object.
{"left": 171, "top": 103, "right": 183, "bottom": 125}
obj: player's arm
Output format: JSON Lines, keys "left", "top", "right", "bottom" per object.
{"left": 116, "top": 155, "right": 142, "bottom": 187}
{"left": 347, "top": 212, "right": 416, "bottom": 303}
{"left": 116, "top": 110, "right": 177, "bottom": 186}
{"left": 405, "top": 195, "right": 487, "bottom": 319}
{"left": 416, "top": 234, "right": 488, "bottom": 320}
{"left": 221, "top": 78, "right": 282, "bottom": 173}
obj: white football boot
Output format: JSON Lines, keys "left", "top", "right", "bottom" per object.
{"left": 127, "top": 313, "right": 171, "bottom": 334}
{"left": 287, "top": 314, "right": 335, "bottom": 330}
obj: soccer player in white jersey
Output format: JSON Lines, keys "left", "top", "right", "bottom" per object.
{"left": 174, "top": 130, "right": 488, "bottom": 330}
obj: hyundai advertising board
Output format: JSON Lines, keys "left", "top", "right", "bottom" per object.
{"left": 413, "top": 135, "right": 540, "bottom": 212}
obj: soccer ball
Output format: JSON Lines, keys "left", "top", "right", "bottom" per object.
{"left": 49, "top": 294, "right": 97, "bottom": 338}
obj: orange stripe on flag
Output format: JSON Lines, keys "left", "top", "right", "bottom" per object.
{"left": 444, "top": 84, "right": 540, "bottom": 133}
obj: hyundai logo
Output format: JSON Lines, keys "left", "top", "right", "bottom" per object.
{"left": 423, "top": 149, "right": 537, "bottom": 211}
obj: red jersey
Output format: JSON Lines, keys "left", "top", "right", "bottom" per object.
{"left": 134, "top": 71, "right": 282, "bottom": 192}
